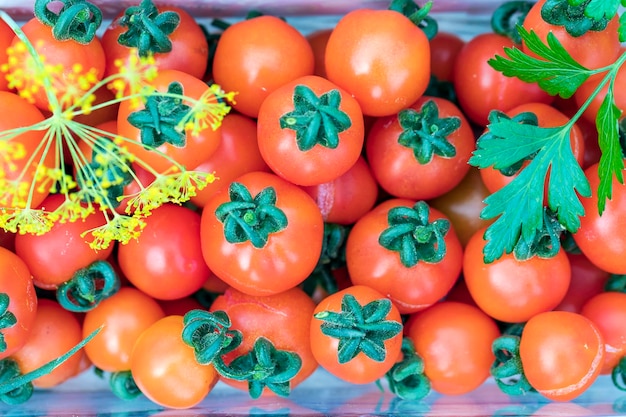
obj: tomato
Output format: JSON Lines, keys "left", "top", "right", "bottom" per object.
{"left": 257, "top": 75, "right": 364, "bottom": 186}
{"left": 366, "top": 96, "right": 475, "bottom": 201}
{"left": 82, "top": 287, "right": 165, "bottom": 372}
{"left": 212, "top": 15, "right": 314, "bottom": 118}
{"left": 14, "top": 194, "right": 114, "bottom": 290}
{"left": 301, "top": 155, "right": 379, "bottom": 225}
{"left": 158, "top": 296, "right": 205, "bottom": 317}
{"left": 0, "top": 229, "right": 16, "bottom": 252}
{"left": 116, "top": 69, "right": 222, "bottom": 173}
{"left": 554, "top": 251, "right": 610, "bottom": 314}
{"left": 463, "top": 227, "right": 571, "bottom": 323}
{"left": 429, "top": 31, "right": 465, "bottom": 82}
{"left": 0, "top": 246, "right": 37, "bottom": 360}
{"left": 200, "top": 171, "right": 324, "bottom": 297}
{"left": 346, "top": 199, "right": 463, "bottom": 314}
{"left": 306, "top": 28, "right": 332, "bottom": 78}
{"left": 117, "top": 203, "right": 210, "bottom": 300}
{"left": 209, "top": 286, "right": 318, "bottom": 395}
{"left": 0, "top": 91, "right": 55, "bottom": 210}
{"left": 130, "top": 315, "right": 219, "bottom": 409}
{"left": 522, "top": 0, "right": 622, "bottom": 70}
{"left": 190, "top": 113, "right": 270, "bottom": 208}
{"left": 8, "top": 18, "right": 105, "bottom": 112}
{"left": 324, "top": 8, "right": 430, "bottom": 117}
{"left": 71, "top": 86, "right": 120, "bottom": 128}
{"left": 0, "top": 18, "right": 14, "bottom": 91}
{"left": 101, "top": 4, "right": 208, "bottom": 80}
{"left": 429, "top": 167, "right": 493, "bottom": 247}
{"left": 479, "top": 102, "right": 585, "bottom": 195}
{"left": 310, "top": 285, "right": 403, "bottom": 384}
{"left": 11, "top": 299, "right": 83, "bottom": 388}
{"left": 452, "top": 32, "right": 553, "bottom": 126}
{"left": 519, "top": 310, "right": 604, "bottom": 401}
{"left": 406, "top": 301, "right": 500, "bottom": 395}
{"left": 573, "top": 160, "right": 626, "bottom": 274}
{"left": 581, "top": 291, "right": 626, "bottom": 374}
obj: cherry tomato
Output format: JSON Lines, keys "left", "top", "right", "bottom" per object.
{"left": 554, "top": 252, "right": 610, "bottom": 314}
{"left": 0, "top": 18, "right": 14, "bottom": 91}
{"left": 117, "top": 203, "right": 210, "bottom": 300}
{"left": 310, "top": 285, "right": 403, "bottom": 384}
{"left": 201, "top": 171, "right": 324, "bottom": 297}
{"left": 406, "top": 301, "right": 500, "bottom": 395}
{"left": 519, "top": 310, "right": 604, "bottom": 401}
{"left": 325, "top": 8, "right": 430, "bottom": 117}
{"left": 130, "top": 315, "right": 219, "bottom": 409}
{"left": 257, "top": 74, "right": 364, "bottom": 186}
{"left": 574, "top": 59, "right": 626, "bottom": 126}
{"left": 306, "top": 28, "right": 332, "bottom": 78}
{"left": 212, "top": 15, "right": 314, "bottom": 118}
{"left": 429, "top": 31, "right": 465, "bottom": 82}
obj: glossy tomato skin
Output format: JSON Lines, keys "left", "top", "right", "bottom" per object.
{"left": 210, "top": 286, "right": 318, "bottom": 395}
{"left": 406, "top": 301, "right": 501, "bottom": 395}
{"left": 0, "top": 19, "right": 14, "bottom": 91}
{"left": 130, "top": 315, "right": 219, "bottom": 409}
{"left": 310, "top": 285, "right": 403, "bottom": 384}
{"left": 14, "top": 194, "right": 114, "bottom": 290}
{"left": 212, "top": 15, "right": 314, "bottom": 118}
{"left": 581, "top": 291, "right": 626, "bottom": 374}
{"left": 346, "top": 199, "right": 463, "bottom": 314}
{"left": 101, "top": 5, "right": 209, "bottom": 80}
{"left": 306, "top": 28, "right": 332, "bottom": 78}
{"left": 201, "top": 171, "right": 324, "bottom": 297}
{"left": 365, "top": 96, "right": 475, "bottom": 201}
{"left": 116, "top": 69, "right": 222, "bottom": 173}
{"left": 429, "top": 31, "right": 465, "bottom": 82}
{"left": 82, "top": 287, "right": 166, "bottom": 372}
{"left": 301, "top": 156, "right": 379, "bottom": 225}
{"left": 0, "top": 247, "right": 37, "bottom": 360}
{"left": 257, "top": 75, "right": 365, "bottom": 186}
{"left": 519, "top": 310, "right": 604, "bottom": 401}
{"left": 452, "top": 32, "right": 553, "bottom": 126}
{"left": 554, "top": 252, "right": 610, "bottom": 313}
{"left": 325, "top": 9, "right": 430, "bottom": 117}
{"left": 117, "top": 203, "right": 210, "bottom": 300}
{"left": 463, "top": 227, "right": 571, "bottom": 323}
{"left": 573, "top": 161, "right": 626, "bottom": 274}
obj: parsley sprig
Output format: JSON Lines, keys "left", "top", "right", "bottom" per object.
{"left": 470, "top": 24, "right": 626, "bottom": 263}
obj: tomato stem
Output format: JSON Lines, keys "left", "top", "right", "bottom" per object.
{"left": 490, "top": 333, "right": 535, "bottom": 396}
{"left": 56, "top": 260, "right": 121, "bottom": 312}
{"left": 490, "top": 1, "right": 534, "bottom": 44}
{"left": 181, "top": 309, "right": 243, "bottom": 366}
{"left": 0, "top": 359, "right": 33, "bottom": 405}
{"left": 34, "top": 0, "right": 103, "bottom": 44}
{"left": 109, "top": 370, "right": 142, "bottom": 400}
{"left": 605, "top": 274, "right": 626, "bottom": 293}
{"left": 540, "top": 0, "right": 611, "bottom": 37}
{"left": 387, "top": 0, "right": 437, "bottom": 40}
{"left": 384, "top": 338, "right": 431, "bottom": 400}
{"left": 0, "top": 294, "right": 17, "bottom": 354}
{"left": 612, "top": 356, "right": 626, "bottom": 391}
{"left": 513, "top": 207, "right": 566, "bottom": 260}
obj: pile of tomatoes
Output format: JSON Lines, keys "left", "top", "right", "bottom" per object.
{"left": 1, "top": 0, "right": 626, "bottom": 411}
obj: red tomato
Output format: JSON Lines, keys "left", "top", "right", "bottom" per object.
{"left": 325, "top": 8, "right": 430, "bottom": 117}
{"left": 0, "top": 18, "right": 14, "bottom": 91}
{"left": 12, "top": 299, "right": 83, "bottom": 388}
{"left": 574, "top": 61, "right": 626, "bottom": 126}
{"left": 0, "top": 246, "right": 37, "bottom": 360}
{"left": 573, "top": 160, "right": 626, "bottom": 274}
{"left": 346, "top": 199, "right": 463, "bottom": 314}
{"left": 257, "top": 75, "right": 365, "bottom": 186}
{"left": 130, "top": 315, "right": 219, "bottom": 409}
{"left": 519, "top": 310, "right": 604, "bottom": 401}
{"left": 301, "top": 156, "right": 379, "bottom": 225}
{"left": 366, "top": 96, "right": 475, "bottom": 201}
{"left": 0, "top": 229, "right": 16, "bottom": 252}
{"left": 101, "top": 4, "right": 208, "bottom": 80}
{"left": 212, "top": 15, "right": 314, "bottom": 118}
{"left": 554, "top": 252, "right": 610, "bottom": 313}
{"left": 306, "top": 28, "right": 332, "bottom": 78}
{"left": 158, "top": 296, "right": 205, "bottom": 317}
{"left": 310, "top": 285, "right": 403, "bottom": 384}
{"left": 82, "top": 287, "right": 165, "bottom": 372}
{"left": 14, "top": 194, "right": 114, "bottom": 290}
{"left": 463, "top": 227, "right": 571, "bottom": 323}
{"left": 429, "top": 31, "right": 465, "bottom": 82}
{"left": 452, "top": 32, "right": 553, "bottom": 126}
{"left": 406, "top": 301, "right": 500, "bottom": 395}
{"left": 210, "top": 286, "right": 318, "bottom": 395}
{"left": 200, "top": 171, "right": 324, "bottom": 297}
{"left": 117, "top": 203, "right": 210, "bottom": 300}
{"left": 116, "top": 69, "right": 222, "bottom": 173}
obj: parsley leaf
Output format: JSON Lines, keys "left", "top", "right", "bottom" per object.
{"left": 583, "top": 0, "right": 620, "bottom": 21}
{"left": 596, "top": 86, "right": 624, "bottom": 214}
{"left": 619, "top": 12, "right": 626, "bottom": 42}
{"left": 488, "top": 26, "right": 593, "bottom": 98}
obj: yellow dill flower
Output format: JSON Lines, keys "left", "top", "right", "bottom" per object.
{"left": 85, "top": 214, "right": 146, "bottom": 250}
{"left": 122, "top": 181, "right": 169, "bottom": 216}
{"left": 161, "top": 170, "right": 216, "bottom": 204}
{"left": 0, "top": 207, "right": 53, "bottom": 236}
{"left": 184, "top": 84, "right": 236, "bottom": 136}
{"left": 47, "top": 195, "right": 95, "bottom": 223}
{"left": 108, "top": 52, "right": 158, "bottom": 107}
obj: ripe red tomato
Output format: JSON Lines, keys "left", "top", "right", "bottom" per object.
{"left": 130, "top": 315, "right": 219, "bottom": 409}
{"left": 573, "top": 160, "right": 626, "bottom": 274}
{"left": 346, "top": 199, "right": 463, "bottom": 314}
{"left": 365, "top": 95, "right": 475, "bottom": 201}
{"left": 306, "top": 28, "right": 332, "bottom": 78}
{"left": 0, "top": 18, "right": 14, "bottom": 91}
{"left": 519, "top": 310, "right": 604, "bottom": 401}
{"left": 257, "top": 74, "right": 365, "bottom": 186}
{"left": 463, "top": 227, "right": 571, "bottom": 323}
{"left": 429, "top": 31, "right": 465, "bottom": 82}
{"left": 406, "top": 301, "right": 500, "bottom": 395}
{"left": 201, "top": 171, "right": 324, "bottom": 297}
{"left": 212, "top": 15, "right": 314, "bottom": 118}
{"left": 554, "top": 252, "right": 610, "bottom": 314}
{"left": 310, "top": 285, "right": 403, "bottom": 384}
{"left": 324, "top": 8, "right": 430, "bottom": 117}
{"left": 574, "top": 60, "right": 626, "bottom": 126}
{"left": 82, "top": 286, "right": 165, "bottom": 372}
{"left": 117, "top": 203, "right": 210, "bottom": 300}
